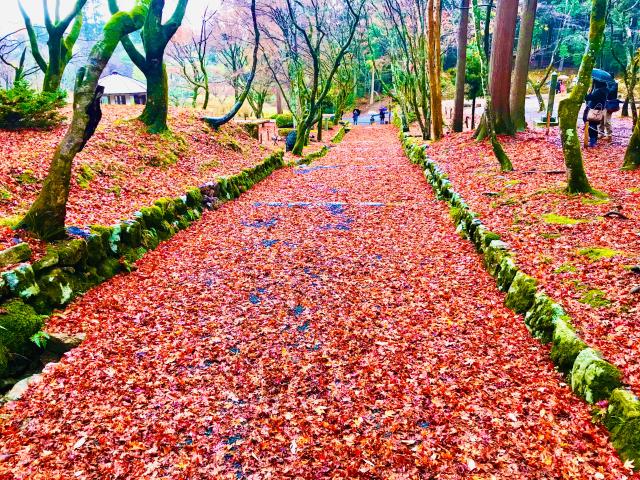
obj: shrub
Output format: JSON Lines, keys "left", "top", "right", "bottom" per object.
{"left": 0, "top": 80, "right": 66, "bottom": 130}
{"left": 274, "top": 112, "right": 294, "bottom": 128}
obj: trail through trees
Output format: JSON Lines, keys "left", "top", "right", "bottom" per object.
{"left": 0, "top": 127, "right": 627, "bottom": 477}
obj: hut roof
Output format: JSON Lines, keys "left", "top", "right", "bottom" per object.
{"left": 98, "top": 72, "right": 146, "bottom": 95}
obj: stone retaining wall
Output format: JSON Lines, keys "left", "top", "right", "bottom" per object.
{"left": 400, "top": 132, "right": 640, "bottom": 468}
{"left": 0, "top": 150, "right": 285, "bottom": 379}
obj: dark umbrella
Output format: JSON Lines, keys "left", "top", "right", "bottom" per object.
{"left": 592, "top": 68, "right": 613, "bottom": 82}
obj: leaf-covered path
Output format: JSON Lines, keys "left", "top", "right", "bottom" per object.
{"left": 0, "top": 127, "right": 631, "bottom": 478}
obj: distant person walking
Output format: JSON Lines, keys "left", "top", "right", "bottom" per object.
{"left": 600, "top": 80, "right": 620, "bottom": 140}
{"left": 352, "top": 108, "right": 361, "bottom": 125}
{"left": 379, "top": 106, "right": 387, "bottom": 124}
{"left": 583, "top": 80, "right": 608, "bottom": 147}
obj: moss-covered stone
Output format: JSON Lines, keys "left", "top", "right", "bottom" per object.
{"left": 120, "top": 220, "right": 143, "bottom": 248}
{"left": 571, "top": 348, "right": 622, "bottom": 403}
{"left": 140, "top": 205, "right": 163, "bottom": 228}
{"left": 90, "top": 225, "right": 115, "bottom": 254}
{"left": 31, "top": 250, "right": 59, "bottom": 272}
{"left": 176, "top": 216, "right": 191, "bottom": 230}
{"left": 51, "top": 239, "right": 87, "bottom": 268}
{"left": 2, "top": 264, "right": 40, "bottom": 300}
{"left": 141, "top": 229, "right": 160, "bottom": 251}
{"left": 524, "top": 293, "right": 566, "bottom": 343}
{"left": 155, "top": 198, "right": 177, "bottom": 222}
{"left": 36, "top": 268, "right": 74, "bottom": 307}
{"left": 85, "top": 233, "right": 107, "bottom": 266}
{"left": 549, "top": 317, "right": 588, "bottom": 371}
{"left": 496, "top": 256, "right": 518, "bottom": 292}
{"left": 185, "top": 187, "right": 203, "bottom": 208}
{"left": 505, "top": 271, "right": 537, "bottom": 313}
{"left": 484, "top": 240, "right": 510, "bottom": 277}
{"left": 0, "top": 299, "right": 44, "bottom": 355}
{"left": 604, "top": 389, "right": 640, "bottom": 466}
{"left": 96, "top": 257, "right": 120, "bottom": 280}
{"left": 0, "top": 243, "right": 32, "bottom": 268}
{"left": 174, "top": 197, "right": 188, "bottom": 215}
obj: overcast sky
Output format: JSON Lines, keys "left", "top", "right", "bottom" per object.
{"left": 2, "top": 0, "right": 216, "bottom": 34}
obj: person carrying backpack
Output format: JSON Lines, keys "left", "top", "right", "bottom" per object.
{"left": 600, "top": 80, "right": 620, "bottom": 140}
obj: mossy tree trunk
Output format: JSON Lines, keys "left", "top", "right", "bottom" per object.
{"left": 510, "top": 0, "right": 538, "bottom": 131}
{"left": 19, "top": 0, "right": 87, "bottom": 93}
{"left": 16, "top": 5, "right": 148, "bottom": 241}
{"left": 557, "top": 0, "right": 606, "bottom": 193}
{"left": 471, "top": 0, "right": 513, "bottom": 171}
{"left": 623, "top": 119, "right": 640, "bottom": 169}
{"left": 109, "top": 0, "right": 188, "bottom": 133}
{"left": 426, "top": 0, "right": 443, "bottom": 139}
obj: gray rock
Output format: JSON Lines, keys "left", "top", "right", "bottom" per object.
{"left": 631, "top": 285, "right": 640, "bottom": 294}
{"left": 630, "top": 265, "right": 640, "bottom": 274}
{"left": 46, "top": 332, "right": 86, "bottom": 354}
{"left": 4, "top": 374, "right": 42, "bottom": 402}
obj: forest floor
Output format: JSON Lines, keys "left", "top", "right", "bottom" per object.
{"left": 0, "top": 106, "right": 334, "bottom": 269}
{"left": 0, "top": 126, "right": 633, "bottom": 478}
{"left": 426, "top": 116, "right": 640, "bottom": 394}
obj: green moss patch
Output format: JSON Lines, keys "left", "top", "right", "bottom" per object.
{"left": 554, "top": 263, "right": 577, "bottom": 274}
{"left": 77, "top": 164, "right": 95, "bottom": 189}
{"left": 541, "top": 213, "right": 586, "bottom": 225}
{"left": 577, "top": 247, "right": 623, "bottom": 261}
{"left": 578, "top": 289, "right": 611, "bottom": 308}
{"left": 0, "top": 299, "right": 45, "bottom": 375}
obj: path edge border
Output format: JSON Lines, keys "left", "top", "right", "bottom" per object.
{"left": 399, "top": 132, "right": 640, "bottom": 468}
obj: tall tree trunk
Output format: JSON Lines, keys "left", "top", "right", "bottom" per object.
{"left": 453, "top": 0, "right": 470, "bottom": 133}
{"left": 17, "top": 5, "right": 147, "bottom": 240}
{"left": 369, "top": 65, "right": 375, "bottom": 104}
{"left": 488, "top": 0, "right": 518, "bottom": 135}
{"left": 472, "top": 0, "right": 513, "bottom": 171}
{"left": 558, "top": 0, "right": 606, "bottom": 193}
{"left": 427, "top": 0, "right": 444, "bottom": 139}
{"left": 622, "top": 96, "right": 630, "bottom": 117}
{"left": 202, "top": 84, "right": 210, "bottom": 110}
{"left": 623, "top": 118, "right": 640, "bottom": 169}
{"left": 139, "top": 63, "right": 169, "bottom": 133}
{"left": 510, "top": 0, "right": 538, "bottom": 132}
{"left": 276, "top": 88, "right": 283, "bottom": 114}
{"left": 109, "top": 0, "right": 188, "bottom": 133}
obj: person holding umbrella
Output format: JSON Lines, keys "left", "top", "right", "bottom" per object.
{"left": 583, "top": 69, "right": 610, "bottom": 147}
{"left": 600, "top": 79, "right": 620, "bottom": 140}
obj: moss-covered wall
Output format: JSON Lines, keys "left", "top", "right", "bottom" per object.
{"left": 399, "top": 130, "right": 640, "bottom": 469}
{"left": 0, "top": 150, "right": 285, "bottom": 379}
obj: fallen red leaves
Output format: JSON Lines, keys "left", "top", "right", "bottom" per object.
{"left": 428, "top": 118, "right": 640, "bottom": 393}
{"left": 0, "top": 106, "right": 275, "bottom": 228}
{"left": 0, "top": 126, "right": 632, "bottom": 478}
